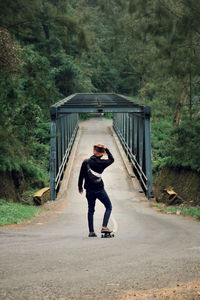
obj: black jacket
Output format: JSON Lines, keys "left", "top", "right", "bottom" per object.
{"left": 78, "top": 148, "right": 114, "bottom": 191}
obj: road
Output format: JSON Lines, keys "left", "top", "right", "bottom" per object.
{"left": 0, "top": 117, "right": 200, "bottom": 300}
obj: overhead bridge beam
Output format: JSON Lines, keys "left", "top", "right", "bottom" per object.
{"left": 56, "top": 106, "right": 144, "bottom": 113}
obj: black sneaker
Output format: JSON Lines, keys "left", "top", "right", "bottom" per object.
{"left": 88, "top": 232, "right": 97, "bottom": 237}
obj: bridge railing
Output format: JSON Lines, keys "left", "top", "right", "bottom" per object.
{"left": 50, "top": 110, "right": 79, "bottom": 200}
{"left": 113, "top": 109, "right": 152, "bottom": 199}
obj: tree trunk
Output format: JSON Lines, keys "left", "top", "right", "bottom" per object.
{"left": 140, "top": 75, "right": 146, "bottom": 103}
{"left": 173, "top": 101, "right": 182, "bottom": 126}
{"left": 189, "top": 71, "right": 192, "bottom": 120}
{"left": 173, "top": 79, "right": 186, "bottom": 126}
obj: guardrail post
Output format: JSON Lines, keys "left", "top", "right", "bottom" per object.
{"left": 133, "top": 114, "right": 138, "bottom": 158}
{"left": 129, "top": 114, "right": 133, "bottom": 152}
{"left": 61, "top": 116, "right": 65, "bottom": 162}
{"left": 144, "top": 106, "right": 152, "bottom": 199}
{"left": 50, "top": 107, "right": 57, "bottom": 200}
{"left": 138, "top": 116, "right": 144, "bottom": 168}
{"left": 64, "top": 116, "right": 67, "bottom": 152}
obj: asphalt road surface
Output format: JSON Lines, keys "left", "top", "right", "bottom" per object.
{"left": 0, "top": 118, "right": 200, "bottom": 300}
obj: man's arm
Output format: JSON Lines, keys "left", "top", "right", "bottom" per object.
{"left": 99, "top": 148, "right": 114, "bottom": 168}
{"left": 78, "top": 160, "right": 86, "bottom": 193}
{"left": 105, "top": 148, "right": 114, "bottom": 164}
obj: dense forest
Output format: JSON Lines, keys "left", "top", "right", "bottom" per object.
{"left": 0, "top": 0, "right": 199, "bottom": 203}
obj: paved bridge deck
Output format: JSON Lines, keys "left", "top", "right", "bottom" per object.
{"left": 0, "top": 118, "right": 200, "bottom": 300}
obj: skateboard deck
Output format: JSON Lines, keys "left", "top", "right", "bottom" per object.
{"left": 101, "top": 231, "right": 115, "bottom": 238}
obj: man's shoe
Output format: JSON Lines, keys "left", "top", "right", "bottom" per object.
{"left": 101, "top": 227, "right": 113, "bottom": 234}
{"left": 88, "top": 232, "right": 97, "bottom": 237}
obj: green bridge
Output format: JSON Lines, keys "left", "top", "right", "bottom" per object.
{"left": 50, "top": 93, "right": 152, "bottom": 200}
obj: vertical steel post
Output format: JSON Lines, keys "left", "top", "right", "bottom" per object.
{"left": 113, "top": 113, "right": 116, "bottom": 130}
{"left": 128, "top": 113, "right": 131, "bottom": 149}
{"left": 119, "top": 114, "right": 121, "bottom": 133}
{"left": 122, "top": 113, "right": 123, "bottom": 135}
{"left": 69, "top": 114, "right": 71, "bottom": 139}
{"left": 126, "top": 113, "right": 129, "bottom": 145}
{"left": 70, "top": 114, "right": 72, "bottom": 139}
{"left": 138, "top": 116, "right": 144, "bottom": 168}
{"left": 124, "top": 113, "right": 126, "bottom": 140}
{"left": 144, "top": 106, "right": 152, "bottom": 199}
{"left": 124, "top": 113, "right": 127, "bottom": 154}
{"left": 124, "top": 113, "right": 126, "bottom": 142}
{"left": 64, "top": 116, "right": 67, "bottom": 152}
{"left": 50, "top": 108, "right": 57, "bottom": 200}
{"left": 67, "top": 114, "right": 69, "bottom": 146}
{"left": 130, "top": 114, "right": 133, "bottom": 154}
{"left": 61, "top": 116, "right": 65, "bottom": 161}
{"left": 118, "top": 113, "right": 121, "bottom": 133}
{"left": 57, "top": 117, "right": 61, "bottom": 169}
{"left": 133, "top": 115, "right": 138, "bottom": 157}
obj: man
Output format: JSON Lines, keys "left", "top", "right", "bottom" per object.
{"left": 78, "top": 144, "right": 114, "bottom": 237}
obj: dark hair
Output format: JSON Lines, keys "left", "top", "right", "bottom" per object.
{"left": 94, "top": 145, "right": 105, "bottom": 153}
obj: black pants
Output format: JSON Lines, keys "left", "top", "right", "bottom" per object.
{"left": 86, "top": 189, "right": 112, "bottom": 232}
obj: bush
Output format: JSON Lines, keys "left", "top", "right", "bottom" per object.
{"left": 0, "top": 127, "right": 23, "bottom": 172}
{"left": 151, "top": 119, "right": 172, "bottom": 173}
{"left": 34, "top": 122, "right": 50, "bottom": 144}
{"left": 104, "top": 113, "right": 113, "bottom": 119}
{"left": 151, "top": 116, "right": 200, "bottom": 174}
{"left": 166, "top": 118, "right": 200, "bottom": 172}
{"left": 20, "top": 159, "right": 47, "bottom": 188}
{"left": 79, "top": 113, "right": 93, "bottom": 120}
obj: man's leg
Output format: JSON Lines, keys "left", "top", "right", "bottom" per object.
{"left": 97, "top": 189, "right": 112, "bottom": 228}
{"left": 86, "top": 191, "right": 96, "bottom": 233}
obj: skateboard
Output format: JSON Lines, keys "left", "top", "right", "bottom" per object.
{"left": 101, "top": 231, "right": 115, "bottom": 238}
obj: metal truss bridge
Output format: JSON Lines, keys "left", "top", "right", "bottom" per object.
{"left": 50, "top": 93, "right": 152, "bottom": 200}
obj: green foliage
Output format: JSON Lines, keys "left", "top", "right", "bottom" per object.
{"left": 51, "top": 54, "right": 93, "bottom": 95}
{"left": 151, "top": 115, "right": 200, "bottom": 173}
{"left": 104, "top": 113, "right": 113, "bottom": 119}
{"left": 0, "top": 126, "right": 23, "bottom": 172}
{"left": 29, "top": 142, "right": 50, "bottom": 175}
{"left": 34, "top": 122, "right": 51, "bottom": 144}
{"left": 151, "top": 119, "right": 172, "bottom": 173}
{"left": 0, "top": 199, "right": 42, "bottom": 226}
{"left": 79, "top": 113, "right": 93, "bottom": 120}
{"left": 20, "top": 159, "right": 46, "bottom": 188}
{"left": 166, "top": 118, "right": 200, "bottom": 172}
{"left": 79, "top": 113, "right": 113, "bottom": 120}
{"left": 0, "top": 0, "right": 93, "bottom": 201}
{"left": 0, "top": 0, "right": 200, "bottom": 202}
{"left": 0, "top": 28, "right": 21, "bottom": 74}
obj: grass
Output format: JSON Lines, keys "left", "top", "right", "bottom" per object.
{"left": 156, "top": 204, "right": 200, "bottom": 220}
{"left": 0, "top": 199, "right": 43, "bottom": 226}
